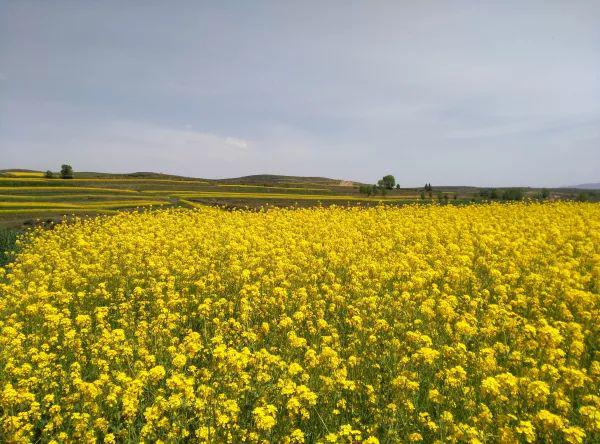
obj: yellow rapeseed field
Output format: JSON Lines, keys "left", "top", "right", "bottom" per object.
{"left": 0, "top": 203, "right": 598, "bottom": 443}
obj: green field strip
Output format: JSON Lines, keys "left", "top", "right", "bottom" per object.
{"left": 77, "top": 201, "right": 170, "bottom": 209}
{"left": 0, "top": 208, "right": 119, "bottom": 215}
{"left": 0, "top": 193, "right": 167, "bottom": 202}
{"left": 179, "top": 191, "right": 419, "bottom": 201}
{"left": 177, "top": 199, "right": 205, "bottom": 209}
{"left": 0, "top": 186, "right": 141, "bottom": 194}
{"left": 142, "top": 187, "right": 336, "bottom": 196}
{"left": 0, "top": 200, "right": 169, "bottom": 210}
{"left": 0, "top": 202, "right": 83, "bottom": 209}
{"left": 216, "top": 184, "right": 330, "bottom": 192}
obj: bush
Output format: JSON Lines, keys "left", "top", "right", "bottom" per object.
{"left": 501, "top": 188, "right": 524, "bottom": 201}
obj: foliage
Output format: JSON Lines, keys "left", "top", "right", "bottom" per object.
{"left": 358, "top": 184, "right": 374, "bottom": 196}
{"left": 60, "top": 164, "right": 74, "bottom": 179}
{"left": 377, "top": 175, "right": 396, "bottom": 190}
{"left": 501, "top": 188, "right": 524, "bottom": 201}
{"left": 0, "top": 203, "right": 598, "bottom": 442}
{"left": 577, "top": 192, "right": 588, "bottom": 202}
{"left": 358, "top": 185, "right": 385, "bottom": 197}
{"left": 0, "top": 228, "right": 18, "bottom": 266}
{"left": 45, "top": 170, "right": 54, "bottom": 179}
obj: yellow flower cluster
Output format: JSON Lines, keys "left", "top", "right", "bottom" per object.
{"left": 0, "top": 203, "right": 598, "bottom": 443}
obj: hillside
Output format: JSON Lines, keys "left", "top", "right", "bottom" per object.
{"left": 571, "top": 182, "right": 600, "bottom": 190}
{"left": 0, "top": 169, "right": 598, "bottom": 229}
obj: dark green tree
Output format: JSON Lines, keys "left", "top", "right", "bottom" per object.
{"left": 60, "top": 164, "right": 74, "bottom": 179}
{"left": 45, "top": 170, "right": 54, "bottom": 179}
{"left": 378, "top": 175, "right": 396, "bottom": 190}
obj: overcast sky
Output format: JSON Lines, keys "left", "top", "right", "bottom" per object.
{"left": 1, "top": 1, "right": 599, "bottom": 186}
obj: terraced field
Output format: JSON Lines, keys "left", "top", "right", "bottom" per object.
{"left": 0, "top": 171, "right": 424, "bottom": 228}
{"left": 2, "top": 170, "right": 594, "bottom": 229}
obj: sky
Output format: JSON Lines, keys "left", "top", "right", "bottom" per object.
{"left": 1, "top": 1, "right": 599, "bottom": 186}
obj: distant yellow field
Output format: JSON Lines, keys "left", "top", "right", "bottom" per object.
{"left": 1, "top": 171, "right": 45, "bottom": 177}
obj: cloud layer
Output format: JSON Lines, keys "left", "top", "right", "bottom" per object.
{"left": 1, "top": 1, "right": 599, "bottom": 186}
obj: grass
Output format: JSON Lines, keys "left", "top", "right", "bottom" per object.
{"left": 0, "top": 227, "right": 18, "bottom": 265}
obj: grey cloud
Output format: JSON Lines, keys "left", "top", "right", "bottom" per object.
{"left": 1, "top": 0, "right": 599, "bottom": 186}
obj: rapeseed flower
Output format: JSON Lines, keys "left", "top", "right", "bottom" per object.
{"left": 0, "top": 202, "right": 598, "bottom": 442}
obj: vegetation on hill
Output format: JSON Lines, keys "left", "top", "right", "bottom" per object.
{"left": 0, "top": 169, "right": 598, "bottom": 228}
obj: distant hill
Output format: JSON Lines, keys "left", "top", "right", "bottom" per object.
{"left": 0, "top": 170, "right": 358, "bottom": 184}
{"left": 217, "top": 174, "right": 357, "bottom": 186}
{"left": 74, "top": 171, "right": 199, "bottom": 180}
{"left": 0, "top": 168, "right": 40, "bottom": 173}
{"left": 570, "top": 183, "right": 600, "bottom": 190}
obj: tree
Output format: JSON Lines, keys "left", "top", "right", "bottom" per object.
{"left": 501, "top": 188, "right": 524, "bottom": 201}
{"left": 60, "top": 164, "right": 74, "bottom": 179}
{"left": 420, "top": 191, "right": 426, "bottom": 200}
{"left": 45, "top": 170, "right": 54, "bottom": 179}
{"left": 541, "top": 188, "right": 549, "bottom": 199}
{"left": 359, "top": 184, "right": 380, "bottom": 197}
{"left": 490, "top": 188, "right": 499, "bottom": 199}
{"left": 395, "top": 184, "right": 400, "bottom": 189}
{"left": 378, "top": 175, "right": 395, "bottom": 190}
